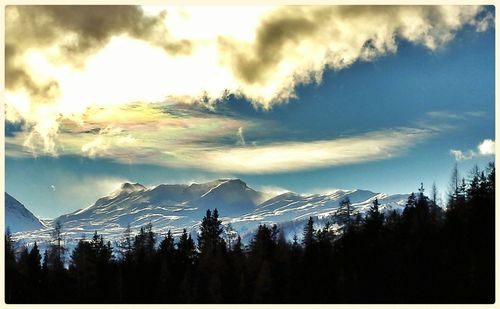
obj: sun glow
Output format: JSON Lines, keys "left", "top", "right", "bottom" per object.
{"left": 5, "top": 5, "right": 492, "bottom": 166}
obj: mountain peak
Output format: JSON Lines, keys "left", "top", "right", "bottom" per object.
{"left": 120, "top": 182, "right": 146, "bottom": 192}
{"left": 217, "top": 178, "right": 247, "bottom": 186}
{"left": 5, "top": 192, "right": 45, "bottom": 233}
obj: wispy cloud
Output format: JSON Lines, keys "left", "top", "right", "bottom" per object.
{"left": 450, "top": 149, "right": 473, "bottom": 161}
{"left": 5, "top": 102, "right": 268, "bottom": 161}
{"left": 55, "top": 175, "right": 129, "bottom": 214}
{"left": 81, "top": 126, "right": 136, "bottom": 158}
{"left": 237, "top": 127, "right": 246, "bottom": 146}
{"left": 426, "top": 110, "right": 487, "bottom": 120}
{"left": 418, "top": 110, "right": 489, "bottom": 133}
{"left": 450, "top": 139, "right": 495, "bottom": 161}
{"left": 6, "top": 101, "right": 434, "bottom": 174}
{"left": 192, "top": 128, "right": 432, "bottom": 173}
{"left": 257, "top": 185, "right": 292, "bottom": 201}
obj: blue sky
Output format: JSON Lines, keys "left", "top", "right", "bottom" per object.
{"left": 5, "top": 6, "right": 495, "bottom": 218}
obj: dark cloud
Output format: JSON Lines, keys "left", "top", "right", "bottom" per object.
{"left": 219, "top": 7, "right": 326, "bottom": 85}
{"left": 5, "top": 44, "right": 60, "bottom": 102}
{"left": 5, "top": 119, "right": 27, "bottom": 137}
{"left": 6, "top": 5, "right": 191, "bottom": 96}
{"left": 219, "top": 6, "right": 397, "bottom": 85}
{"left": 219, "top": 6, "right": 489, "bottom": 88}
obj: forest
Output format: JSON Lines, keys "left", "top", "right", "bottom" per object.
{"left": 4, "top": 163, "right": 495, "bottom": 304}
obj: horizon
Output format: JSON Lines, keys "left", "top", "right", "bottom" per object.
{"left": 5, "top": 5, "right": 495, "bottom": 219}
{"left": 5, "top": 165, "right": 488, "bottom": 221}
{"left": 6, "top": 176, "right": 400, "bottom": 220}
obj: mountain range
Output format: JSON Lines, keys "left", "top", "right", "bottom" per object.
{"left": 5, "top": 179, "right": 409, "bottom": 247}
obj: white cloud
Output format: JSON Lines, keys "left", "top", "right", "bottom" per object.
{"left": 258, "top": 185, "right": 291, "bottom": 197}
{"left": 57, "top": 176, "right": 129, "bottom": 212}
{"left": 427, "top": 110, "right": 487, "bottom": 120}
{"left": 190, "top": 128, "right": 431, "bottom": 173}
{"left": 478, "top": 139, "right": 495, "bottom": 155}
{"left": 237, "top": 127, "right": 246, "bottom": 146}
{"left": 450, "top": 139, "right": 495, "bottom": 161}
{"left": 450, "top": 149, "right": 464, "bottom": 160}
{"left": 81, "top": 126, "right": 136, "bottom": 158}
{"left": 253, "top": 185, "right": 293, "bottom": 203}
{"left": 81, "top": 136, "right": 108, "bottom": 157}
{"left": 217, "top": 5, "right": 489, "bottom": 106}
{"left": 450, "top": 149, "right": 472, "bottom": 160}
{"left": 4, "top": 5, "right": 492, "bottom": 154}
{"left": 6, "top": 114, "right": 433, "bottom": 174}
{"left": 471, "top": 10, "right": 495, "bottom": 32}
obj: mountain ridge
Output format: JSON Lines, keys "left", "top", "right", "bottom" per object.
{"left": 5, "top": 193, "right": 46, "bottom": 233}
{"left": 6, "top": 179, "right": 409, "bottom": 247}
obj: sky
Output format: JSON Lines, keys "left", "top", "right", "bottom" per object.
{"left": 4, "top": 5, "right": 495, "bottom": 219}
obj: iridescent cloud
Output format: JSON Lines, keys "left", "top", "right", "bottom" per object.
{"left": 4, "top": 5, "right": 492, "bottom": 172}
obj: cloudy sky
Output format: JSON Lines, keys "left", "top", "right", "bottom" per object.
{"left": 5, "top": 5, "right": 495, "bottom": 218}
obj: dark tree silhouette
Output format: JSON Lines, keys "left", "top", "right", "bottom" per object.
{"left": 337, "top": 196, "right": 353, "bottom": 231}
{"left": 302, "top": 216, "right": 316, "bottom": 248}
{"left": 198, "top": 209, "right": 225, "bottom": 255}
{"left": 4, "top": 163, "right": 495, "bottom": 304}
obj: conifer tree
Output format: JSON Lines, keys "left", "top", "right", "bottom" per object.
{"left": 70, "top": 238, "right": 95, "bottom": 299}
{"left": 338, "top": 197, "right": 353, "bottom": 231}
{"left": 144, "top": 222, "right": 156, "bottom": 257}
{"left": 317, "top": 221, "right": 335, "bottom": 245}
{"left": 178, "top": 229, "right": 196, "bottom": 264}
{"left": 5, "top": 229, "right": 18, "bottom": 303}
{"left": 198, "top": 209, "right": 225, "bottom": 255}
{"left": 232, "top": 235, "right": 243, "bottom": 254}
{"left": 133, "top": 223, "right": 157, "bottom": 263}
{"left": 365, "top": 198, "right": 384, "bottom": 233}
{"left": 448, "top": 163, "right": 460, "bottom": 207}
{"left": 302, "top": 216, "right": 316, "bottom": 247}
{"left": 47, "top": 221, "right": 66, "bottom": 271}
{"left": 27, "top": 242, "right": 42, "bottom": 283}
{"left": 251, "top": 224, "right": 277, "bottom": 259}
{"left": 466, "top": 165, "right": 483, "bottom": 200}
{"left": 486, "top": 162, "right": 495, "bottom": 194}
{"left": 158, "top": 230, "right": 176, "bottom": 302}
{"left": 224, "top": 223, "right": 238, "bottom": 250}
{"left": 5, "top": 228, "right": 16, "bottom": 265}
{"left": 430, "top": 182, "right": 438, "bottom": 207}
{"left": 405, "top": 192, "right": 417, "bottom": 208}
{"left": 159, "top": 230, "right": 175, "bottom": 258}
{"left": 117, "top": 223, "right": 133, "bottom": 261}
{"left": 17, "top": 246, "right": 30, "bottom": 279}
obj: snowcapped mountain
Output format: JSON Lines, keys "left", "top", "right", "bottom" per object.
{"left": 54, "top": 179, "right": 265, "bottom": 232}
{"left": 9, "top": 179, "right": 409, "bottom": 247}
{"left": 227, "top": 189, "right": 408, "bottom": 241}
{"left": 5, "top": 193, "right": 45, "bottom": 233}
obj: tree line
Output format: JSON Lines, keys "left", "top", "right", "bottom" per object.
{"left": 5, "top": 163, "right": 495, "bottom": 303}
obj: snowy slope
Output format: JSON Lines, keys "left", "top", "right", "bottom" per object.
{"left": 226, "top": 189, "right": 408, "bottom": 239}
{"left": 10, "top": 179, "right": 408, "bottom": 248}
{"left": 5, "top": 193, "right": 45, "bottom": 233}
{"left": 51, "top": 179, "right": 266, "bottom": 237}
